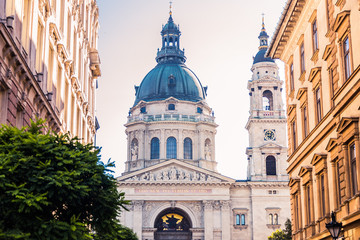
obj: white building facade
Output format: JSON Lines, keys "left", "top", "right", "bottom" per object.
{"left": 117, "top": 12, "right": 290, "bottom": 240}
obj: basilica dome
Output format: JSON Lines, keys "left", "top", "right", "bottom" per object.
{"left": 134, "top": 63, "right": 206, "bottom": 106}
{"left": 133, "top": 12, "right": 207, "bottom": 106}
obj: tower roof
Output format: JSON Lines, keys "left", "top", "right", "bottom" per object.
{"left": 253, "top": 16, "right": 275, "bottom": 64}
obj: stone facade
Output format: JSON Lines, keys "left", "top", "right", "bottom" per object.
{"left": 0, "top": 0, "right": 100, "bottom": 142}
{"left": 268, "top": 0, "right": 360, "bottom": 239}
{"left": 117, "top": 11, "right": 290, "bottom": 240}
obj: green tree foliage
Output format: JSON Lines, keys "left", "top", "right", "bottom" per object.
{"left": 268, "top": 219, "right": 292, "bottom": 240}
{"left": 0, "top": 120, "right": 137, "bottom": 240}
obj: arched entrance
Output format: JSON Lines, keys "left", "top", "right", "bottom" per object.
{"left": 154, "top": 208, "right": 192, "bottom": 240}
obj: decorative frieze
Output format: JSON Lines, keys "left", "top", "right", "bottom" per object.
{"left": 124, "top": 166, "right": 222, "bottom": 182}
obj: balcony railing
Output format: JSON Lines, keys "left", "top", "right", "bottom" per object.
{"left": 127, "top": 113, "right": 215, "bottom": 123}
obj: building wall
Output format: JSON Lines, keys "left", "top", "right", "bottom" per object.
{"left": 268, "top": 0, "right": 360, "bottom": 239}
{"left": 0, "top": 0, "right": 100, "bottom": 143}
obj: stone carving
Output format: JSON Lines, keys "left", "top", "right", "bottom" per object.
{"left": 131, "top": 139, "right": 138, "bottom": 161}
{"left": 220, "top": 200, "right": 231, "bottom": 210}
{"left": 169, "top": 167, "right": 177, "bottom": 180}
{"left": 205, "top": 139, "right": 212, "bottom": 160}
{"left": 213, "top": 201, "right": 221, "bottom": 210}
{"left": 203, "top": 200, "right": 213, "bottom": 210}
{"left": 124, "top": 166, "right": 222, "bottom": 182}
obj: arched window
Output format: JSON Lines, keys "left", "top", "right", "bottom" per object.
{"left": 262, "top": 90, "right": 273, "bottom": 111}
{"left": 168, "top": 104, "right": 175, "bottom": 110}
{"left": 266, "top": 155, "right": 277, "bottom": 175}
{"left": 241, "top": 214, "right": 246, "bottom": 225}
{"left": 169, "top": 37, "right": 173, "bottom": 46}
{"left": 166, "top": 137, "right": 177, "bottom": 159}
{"left": 151, "top": 137, "right": 160, "bottom": 159}
{"left": 274, "top": 214, "right": 278, "bottom": 225}
{"left": 183, "top": 138, "right": 192, "bottom": 159}
{"left": 269, "top": 214, "right": 273, "bottom": 225}
{"left": 236, "top": 214, "right": 240, "bottom": 225}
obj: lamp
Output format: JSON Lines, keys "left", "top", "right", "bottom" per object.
{"left": 326, "top": 211, "right": 342, "bottom": 240}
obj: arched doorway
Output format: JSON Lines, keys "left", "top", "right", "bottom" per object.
{"left": 154, "top": 208, "right": 192, "bottom": 240}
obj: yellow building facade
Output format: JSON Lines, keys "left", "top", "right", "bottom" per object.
{"left": 0, "top": 0, "right": 100, "bottom": 143}
{"left": 268, "top": 0, "right": 360, "bottom": 239}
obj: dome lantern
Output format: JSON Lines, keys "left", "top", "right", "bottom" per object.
{"left": 156, "top": 8, "right": 186, "bottom": 64}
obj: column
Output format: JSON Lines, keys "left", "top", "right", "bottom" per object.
{"left": 203, "top": 200, "right": 213, "bottom": 240}
{"left": 220, "top": 201, "right": 231, "bottom": 239}
{"left": 133, "top": 200, "right": 144, "bottom": 238}
{"left": 179, "top": 129, "right": 183, "bottom": 159}
{"left": 160, "top": 129, "right": 165, "bottom": 159}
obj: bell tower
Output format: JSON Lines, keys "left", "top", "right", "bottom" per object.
{"left": 245, "top": 18, "right": 288, "bottom": 181}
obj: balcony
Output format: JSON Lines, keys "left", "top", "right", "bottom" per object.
{"left": 252, "top": 110, "right": 285, "bottom": 119}
{"left": 127, "top": 113, "right": 215, "bottom": 123}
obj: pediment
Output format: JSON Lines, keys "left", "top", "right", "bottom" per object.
{"left": 117, "top": 159, "right": 235, "bottom": 184}
{"left": 296, "top": 88, "right": 307, "bottom": 100}
{"left": 325, "top": 138, "right": 337, "bottom": 152}
{"left": 287, "top": 104, "right": 296, "bottom": 115}
{"left": 298, "top": 166, "right": 312, "bottom": 177}
{"left": 333, "top": 11, "right": 350, "bottom": 32}
{"left": 336, "top": 117, "right": 358, "bottom": 133}
{"left": 308, "top": 67, "right": 321, "bottom": 82}
{"left": 322, "top": 44, "right": 333, "bottom": 60}
{"left": 259, "top": 142, "right": 283, "bottom": 149}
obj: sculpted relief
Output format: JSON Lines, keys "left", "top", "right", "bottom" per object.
{"left": 125, "top": 166, "right": 221, "bottom": 183}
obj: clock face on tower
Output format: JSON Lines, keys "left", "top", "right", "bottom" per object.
{"left": 264, "top": 129, "right": 276, "bottom": 141}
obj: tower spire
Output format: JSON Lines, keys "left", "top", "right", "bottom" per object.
{"left": 258, "top": 14, "right": 269, "bottom": 50}
{"left": 169, "top": 1, "right": 173, "bottom": 16}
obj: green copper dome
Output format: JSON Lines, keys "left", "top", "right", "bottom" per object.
{"left": 134, "top": 63, "right": 206, "bottom": 106}
{"left": 133, "top": 12, "right": 207, "bottom": 106}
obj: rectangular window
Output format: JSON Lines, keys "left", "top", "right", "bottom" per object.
{"left": 16, "top": 109, "right": 24, "bottom": 128}
{"left": 306, "top": 184, "right": 312, "bottom": 224}
{"left": 302, "top": 106, "right": 308, "bottom": 138}
{"left": 329, "top": 67, "right": 335, "bottom": 99}
{"left": 290, "top": 63, "right": 294, "bottom": 91}
{"left": 291, "top": 120, "right": 297, "bottom": 152}
{"left": 36, "top": 21, "right": 44, "bottom": 72}
{"left": 294, "top": 192, "right": 300, "bottom": 230}
{"left": 343, "top": 37, "right": 351, "bottom": 80}
{"left": 21, "top": 0, "right": 31, "bottom": 52}
{"left": 320, "top": 174, "right": 326, "bottom": 217}
{"left": 315, "top": 87, "right": 322, "bottom": 123}
{"left": 47, "top": 47, "right": 54, "bottom": 92}
{"left": 56, "top": 65, "right": 62, "bottom": 110}
{"left": 336, "top": 160, "right": 342, "bottom": 206}
{"left": 300, "top": 43, "right": 305, "bottom": 73}
{"left": 0, "top": 87, "right": 7, "bottom": 124}
{"left": 350, "top": 143, "right": 357, "bottom": 196}
{"left": 67, "top": 14, "right": 71, "bottom": 51}
{"left": 312, "top": 20, "right": 318, "bottom": 52}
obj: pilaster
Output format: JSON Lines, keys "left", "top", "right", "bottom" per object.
{"left": 133, "top": 200, "right": 144, "bottom": 237}
{"left": 203, "top": 200, "right": 214, "bottom": 240}
{"left": 220, "top": 200, "right": 231, "bottom": 239}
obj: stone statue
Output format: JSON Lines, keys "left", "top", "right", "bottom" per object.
{"left": 178, "top": 170, "right": 185, "bottom": 180}
{"left": 131, "top": 144, "right": 138, "bottom": 160}
{"left": 205, "top": 141, "right": 211, "bottom": 160}
{"left": 156, "top": 171, "right": 163, "bottom": 181}
{"left": 170, "top": 167, "right": 177, "bottom": 180}
{"left": 184, "top": 171, "right": 191, "bottom": 181}
{"left": 163, "top": 170, "right": 169, "bottom": 181}
{"left": 200, "top": 173, "right": 206, "bottom": 181}
{"left": 149, "top": 172, "right": 155, "bottom": 181}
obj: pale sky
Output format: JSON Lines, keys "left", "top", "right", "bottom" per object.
{"left": 96, "top": 0, "right": 287, "bottom": 179}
